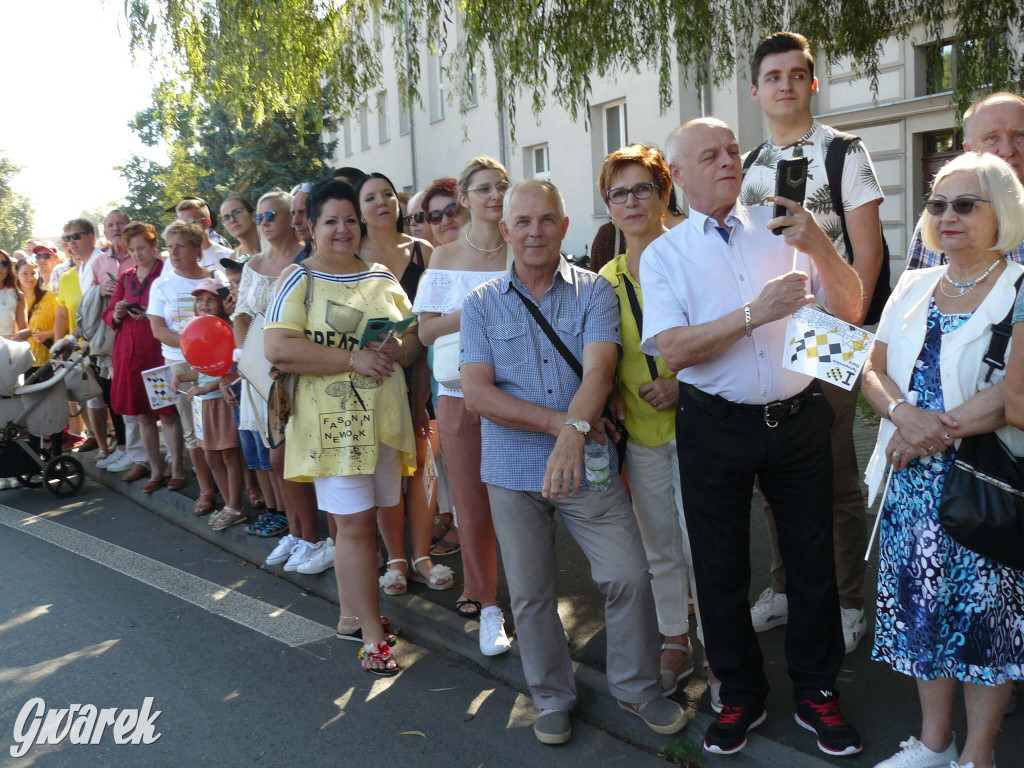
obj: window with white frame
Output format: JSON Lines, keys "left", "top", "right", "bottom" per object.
{"left": 398, "top": 80, "right": 411, "bottom": 135}
{"left": 603, "top": 100, "right": 627, "bottom": 155}
{"left": 359, "top": 101, "right": 370, "bottom": 150}
{"left": 465, "top": 68, "right": 478, "bottom": 109}
{"left": 525, "top": 144, "right": 550, "bottom": 180}
{"left": 377, "top": 91, "right": 389, "bottom": 144}
{"left": 341, "top": 117, "right": 353, "bottom": 157}
{"left": 428, "top": 53, "right": 445, "bottom": 123}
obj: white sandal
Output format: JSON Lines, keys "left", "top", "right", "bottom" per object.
{"left": 408, "top": 556, "right": 455, "bottom": 591}
{"left": 379, "top": 559, "right": 408, "bottom": 595}
{"left": 659, "top": 640, "right": 695, "bottom": 697}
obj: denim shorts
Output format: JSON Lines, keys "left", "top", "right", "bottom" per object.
{"left": 239, "top": 429, "right": 272, "bottom": 470}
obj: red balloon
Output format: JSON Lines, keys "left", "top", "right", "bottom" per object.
{"left": 181, "top": 316, "right": 235, "bottom": 376}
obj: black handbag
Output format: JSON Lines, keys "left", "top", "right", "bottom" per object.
{"left": 938, "top": 275, "right": 1024, "bottom": 569}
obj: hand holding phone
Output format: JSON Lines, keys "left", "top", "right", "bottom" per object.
{"left": 772, "top": 157, "right": 809, "bottom": 235}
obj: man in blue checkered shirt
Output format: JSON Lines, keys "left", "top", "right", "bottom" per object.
{"left": 907, "top": 92, "right": 1024, "bottom": 270}
{"left": 460, "top": 179, "right": 687, "bottom": 746}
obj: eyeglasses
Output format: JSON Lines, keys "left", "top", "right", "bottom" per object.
{"left": 61, "top": 232, "right": 88, "bottom": 243}
{"left": 220, "top": 207, "right": 249, "bottom": 224}
{"left": 467, "top": 181, "right": 511, "bottom": 198}
{"left": 33, "top": 252, "right": 53, "bottom": 260}
{"left": 403, "top": 211, "right": 428, "bottom": 226}
{"left": 254, "top": 210, "right": 279, "bottom": 224}
{"left": 428, "top": 202, "right": 463, "bottom": 223}
{"left": 924, "top": 196, "right": 991, "bottom": 216}
{"left": 606, "top": 182, "right": 660, "bottom": 205}
{"left": 290, "top": 182, "right": 314, "bottom": 196}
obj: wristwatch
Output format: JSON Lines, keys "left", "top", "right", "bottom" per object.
{"left": 564, "top": 418, "right": 591, "bottom": 436}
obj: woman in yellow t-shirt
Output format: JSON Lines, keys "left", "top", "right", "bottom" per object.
{"left": 15, "top": 256, "right": 57, "bottom": 366}
{"left": 265, "top": 179, "right": 420, "bottom": 676}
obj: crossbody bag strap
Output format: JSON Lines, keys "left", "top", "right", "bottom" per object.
{"left": 509, "top": 283, "right": 583, "bottom": 379}
{"left": 981, "top": 274, "right": 1024, "bottom": 382}
{"left": 620, "top": 276, "right": 659, "bottom": 381}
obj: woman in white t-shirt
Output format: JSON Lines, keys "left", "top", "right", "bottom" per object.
{"left": 148, "top": 219, "right": 226, "bottom": 516}
{"left": 0, "top": 250, "right": 27, "bottom": 338}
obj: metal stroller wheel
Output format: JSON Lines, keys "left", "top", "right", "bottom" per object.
{"left": 15, "top": 449, "right": 50, "bottom": 488}
{"left": 43, "top": 455, "right": 85, "bottom": 497}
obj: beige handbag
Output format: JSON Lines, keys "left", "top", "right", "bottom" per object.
{"left": 433, "top": 332, "right": 462, "bottom": 389}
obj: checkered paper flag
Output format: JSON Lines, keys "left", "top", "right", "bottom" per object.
{"left": 782, "top": 307, "right": 875, "bottom": 390}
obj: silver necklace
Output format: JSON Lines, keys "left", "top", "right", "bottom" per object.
{"left": 940, "top": 259, "right": 1002, "bottom": 297}
{"left": 465, "top": 230, "right": 505, "bottom": 255}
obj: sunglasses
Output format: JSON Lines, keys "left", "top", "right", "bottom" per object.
{"left": 290, "top": 182, "right": 314, "bottom": 196}
{"left": 220, "top": 207, "right": 249, "bottom": 224}
{"left": 467, "top": 181, "right": 511, "bottom": 198}
{"left": 428, "top": 202, "right": 463, "bottom": 224}
{"left": 34, "top": 252, "right": 54, "bottom": 260}
{"left": 0, "top": 261, "right": 9, "bottom": 268}
{"left": 61, "top": 232, "right": 88, "bottom": 242}
{"left": 923, "top": 196, "right": 991, "bottom": 216}
{"left": 403, "top": 211, "right": 428, "bottom": 226}
{"left": 606, "top": 182, "right": 660, "bottom": 205}
{"left": 254, "top": 210, "right": 279, "bottom": 224}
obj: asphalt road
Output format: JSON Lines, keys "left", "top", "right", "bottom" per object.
{"left": 0, "top": 480, "right": 668, "bottom": 768}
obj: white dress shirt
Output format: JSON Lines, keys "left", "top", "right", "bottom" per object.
{"left": 640, "top": 203, "right": 824, "bottom": 404}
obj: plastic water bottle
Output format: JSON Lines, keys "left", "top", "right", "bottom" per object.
{"left": 584, "top": 439, "right": 610, "bottom": 493}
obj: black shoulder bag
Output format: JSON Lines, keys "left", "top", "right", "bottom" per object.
{"left": 509, "top": 283, "right": 627, "bottom": 468}
{"left": 937, "top": 275, "right": 1024, "bottom": 569}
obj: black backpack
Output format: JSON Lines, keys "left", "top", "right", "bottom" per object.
{"left": 742, "top": 131, "right": 891, "bottom": 325}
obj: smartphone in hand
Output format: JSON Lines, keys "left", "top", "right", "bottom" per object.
{"left": 772, "top": 157, "right": 809, "bottom": 235}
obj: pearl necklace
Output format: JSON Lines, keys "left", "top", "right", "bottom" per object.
{"left": 464, "top": 230, "right": 505, "bottom": 255}
{"left": 939, "top": 259, "right": 1002, "bottom": 298}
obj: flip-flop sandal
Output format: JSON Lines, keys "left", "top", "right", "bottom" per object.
{"left": 408, "top": 556, "right": 455, "bottom": 591}
{"left": 359, "top": 642, "right": 399, "bottom": 676}
{"left": 429, "top": 538, "right": 461, "bottom": 557}
{"left": 336, "top": 616, "right": 399, "bottom": 645}
{"left": 456, "top": 598, "right": 482, "bottom": 619}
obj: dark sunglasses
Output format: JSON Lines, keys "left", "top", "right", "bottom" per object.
{"left": 34, "top": 252, "right": 54, "bottom": 260}
{"left": 61, "top": 232, "right": 88, "bottom": 242}
{"left": 254, "top": 210, "right": 279, "bottom": 224}
{"left": 428, "top": 202, "right": 463, "bottom": 223}
{"left": 923, "top": 196, "right": 991, "bottom": 216}
{"left": 290, "top": 182, "right": 314, "bottom": 196}
{"left": 403, "top": 211, "right": 428, "bottom": 226}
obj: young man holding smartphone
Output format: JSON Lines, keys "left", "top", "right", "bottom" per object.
{"left": 740, "top": 31, "right": 886, "bottom": 656}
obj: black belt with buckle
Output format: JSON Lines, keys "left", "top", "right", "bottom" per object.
{"left": 679, "top": 381, "right": 821, "bottom": 428}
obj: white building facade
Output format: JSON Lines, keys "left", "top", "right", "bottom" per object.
{"left": 329, "top": 18, "right": 1005, "bottom": 272}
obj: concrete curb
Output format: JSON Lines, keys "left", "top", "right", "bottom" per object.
{"left": 84, "top": 457, "right": 833, "bottom": 766}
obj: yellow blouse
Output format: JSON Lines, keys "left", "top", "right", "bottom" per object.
{"left": 25, "top": 291, "right": 58, "bottom": 365}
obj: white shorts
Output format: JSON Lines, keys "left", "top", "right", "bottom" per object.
{"left": 313, "top": 445, "right": 401, "bottom": 515}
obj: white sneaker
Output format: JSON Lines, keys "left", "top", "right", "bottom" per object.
{"left": 95, "top": 450, "right": 122, "bottom": 468}
{"left": 283, "top": 539, "right": 314, "bottom": 572}
{"left": 266, "top": 534, "right": 300, "bottom": 566}
{"left": 479, "top": 607, "right": 511, "bottom": 656}
{"left": 296, "top": 540, "right": 335, "bottom": 574}
{"left": 0, "top": 478, "right": 12, "bottom": 490}
{"left": 105, "top": 453, "right": 137, "bottom": 472}
{"left": 841, "top": 607, "right": 867, "bottom": 653}
{"left": 873, "top": 735, "right": 957, "bottom": 768}
{"left": 750, "top": 587, "right": 788, "bottom": 632}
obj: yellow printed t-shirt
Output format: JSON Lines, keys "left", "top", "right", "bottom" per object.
{"left": 56, "top": 267, "right": 83, "bottom": 334}
{"left": 264, "top": 263, "right": 417, "bottom": 482}
{"left": 26, "top": 291, "right": 57, "bottom": 365}
{"left": 599, "top": 251, "right": 675, "bottom": 447}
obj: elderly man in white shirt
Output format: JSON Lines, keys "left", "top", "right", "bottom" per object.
{"left": 640, "top": 117, "right": 863, "bottom": 758}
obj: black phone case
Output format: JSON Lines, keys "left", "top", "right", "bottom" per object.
{"left": 772, "top": 157, "right": 810, "bottom": 235}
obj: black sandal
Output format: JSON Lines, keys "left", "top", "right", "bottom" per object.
{"left": 456, "top": 598, "right": 482, "bottom": 619}
{"left": 431, "top": 511, "right": 454, "bottom": 544}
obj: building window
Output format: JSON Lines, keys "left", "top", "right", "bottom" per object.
{"left": 359, "top": 101, "right": 370, "bottom": 151}
{"left": 924, "top": 41, "right": 954, "bottom": 95}
{"left": 465, "top": 68, "right": 478, "bottom": 109}
{"left": 526, "top": 144, "right": 550, "bottom": 180}
{"left": 428, "top": 53, "right": 445, "bottom": 123}
{"left": 398, "top": 80, "right": 411, "bottom": 135}
{"left": 341, "top": 117, "right": 353, "bottom": 157}
{"left": 377, "top": 91, "right": 389, "bottom": 144}
{"left": 603, "top": 101, "right": 627, "bottom": 155}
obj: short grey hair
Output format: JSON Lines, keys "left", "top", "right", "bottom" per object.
{"left": 502, "top": 179, "right": 566, "bottom": 223}
{"left": 921, "top": 152, "right": 1024, "bottom": 256}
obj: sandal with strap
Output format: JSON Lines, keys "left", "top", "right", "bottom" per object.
{"left": 456, "top": 598, "right": 483, "bottom": 619}
{"left": 408, "top": 556, "right": 455, "bottom": 591}
{"left": 247, "top": 487, "right": 266, "bottom": 509}
{"left": 431, "top": 511, "right": 454, "bottom": 544}
{"left": 211, "top": 507, "right": 247, "bottom": 531}
{"left": 379, "top": 559, "right": 408, "bottom": 596}
{"left": 336, "top": 616, "right": 399, "bottom": 645}
{"left": 660, "top": 639, "right": 695, "bottom": 697}
{"left": 359, "top": 641, "right": 399, "bottom": 676}
{"left": 429, "top": 535, "right": 461, "bottom": 557}
{"left": 193, "top": 492, "right": 217, "bottom": 516}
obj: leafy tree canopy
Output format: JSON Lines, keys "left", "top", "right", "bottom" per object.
{"left": 0, "top": 155, "right": 35, "bottom": 254}
{"left": 124, "top": 0, "right": 1024, "bottom": 137}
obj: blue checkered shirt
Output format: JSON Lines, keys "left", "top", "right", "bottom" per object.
{"left": 460, "top": 258, "right": 621, "bottom": 492}
{"left": 906, "top": 220, "right": 1024, "bottom": 269}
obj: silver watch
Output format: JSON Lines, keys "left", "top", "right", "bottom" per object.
{"left": 564, "top": 418, "right": 591, "bottom": 436}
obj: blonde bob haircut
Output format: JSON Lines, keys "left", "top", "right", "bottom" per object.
{"left": 922, "top": 152, "right": 1024, "bottom": 256}
{"left": 162, "top": 220, "right": 205, "bottom": 249}
{"left": 598, "top": 143, "right": 672, "bottom": 205}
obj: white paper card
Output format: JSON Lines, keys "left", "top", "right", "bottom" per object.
{"left": 141, "top": 365, "right": 179, "bottom": 409}
{"left": 192, "top": 397, "right": 204, "bottom": 442}
{"left": 782, "top": 307, "right": 875, "bottom": 390}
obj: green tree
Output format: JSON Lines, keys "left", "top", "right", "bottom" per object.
{"left": 124, "top": 1, "right": 1024, "bottom": 137}
{"left": 0, "top": 155, "right": 35, "bottom": 253}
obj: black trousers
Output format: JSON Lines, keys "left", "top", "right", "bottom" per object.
{"left": 675, "top": 382, "right": 844, "bottom": 708}
{"left": 91, "top": 366, "right": 125, "bottom": 446}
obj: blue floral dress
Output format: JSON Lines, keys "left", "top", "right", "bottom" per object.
{"left": 872, "top": 300, "right": 1024, "bottom": 684}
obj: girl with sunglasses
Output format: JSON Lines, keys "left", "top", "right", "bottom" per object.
{"left": 0, "top": 250, "right": 27, "bottom": 340}
{"left": 413, "top": 156, "right": 513, "bottom": 656}
{"left": 354, "top": 172, "right": 453, "bottom": 596}
{"left": 422, "top": 177, "right": 470, "bottom": 246}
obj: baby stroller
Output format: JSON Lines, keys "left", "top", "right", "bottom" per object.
{"left": 0, "top": 337, "right": 91, "bottom": 497}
